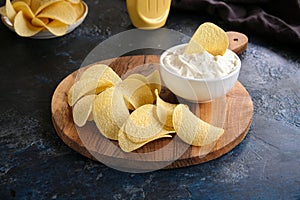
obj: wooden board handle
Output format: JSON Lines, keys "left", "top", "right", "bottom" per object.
{"left": 226, "top": 31, "right": 248, "bottom": 55}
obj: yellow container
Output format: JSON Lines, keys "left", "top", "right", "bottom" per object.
{"left": 126, "top": 0, "right": 172, "bottom": 29}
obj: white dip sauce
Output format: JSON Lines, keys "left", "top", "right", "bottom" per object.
{"left": 162, "top": 45, "right": 239, "bottom": 79}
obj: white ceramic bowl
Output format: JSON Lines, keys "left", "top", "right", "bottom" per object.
{"left": 160, "top": 44, "right": 241, "bottom": 102}
{"left": 1, "top": 1, "right": 88, "bottom": 39}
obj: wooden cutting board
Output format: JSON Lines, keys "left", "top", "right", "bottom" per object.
{"left": 51, "top": 54, "right": 253, "bottom": 171}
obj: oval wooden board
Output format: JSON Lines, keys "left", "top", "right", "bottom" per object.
{"left": 51, "top": 55, "right": 253, "bottom": 171}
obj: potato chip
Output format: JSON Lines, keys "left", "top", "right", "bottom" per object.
{"left": 125, "top": 73, "right": 148, "bottom": 84}
{"left": 118, "top": 125, "right": 172, "bottom": 152}
{"left": 13, "top": 0, "right": 31, "bottom": 5}
{"left": 93, "top": 87, "right": 129, "bottom": 140}
{"left": 31, "top": 17, "right": 49, "bottom": 26}
{"left": 155, "top": 89, "right": 176, "bottom": 128}
{"left": 66, "top": 0, "right": 80, "bottom": 4}
{"left": 72, "top": 94, "right": 95, "bottom": 127}
{"left": 184, "top": 40, "right": 205, "bottom": 55}
{"left": 0, "top": 6, "right": 7, "bottom": 17}
{"left": 117, "top": 78, "right": 154, "bottom": 110}
{"left": 172, "top": 104, "right": 224, "bottom": 146}
{"left": 163, "top": 124, "right": 175, "bottom": 132}
{"left": 122, "top": 74, "right": 150, "bottom": 110}
{"left": 37, "top": 1, "right": 77, "bottom": 25}
{"left": 95, "top": 79, "right": 115, "bottom": 93}
{"left": 12, "top": 1, "right": 34, "bottom": 19}
{"left": 14, "top": 11, "right": 43, "bottom": 37}
{"left": 44, "top": 19, "right": 68, "bottom": 35}
{"left": 30, "top": 0, "right": 62, "bottom": 15}
{"left": 101, "top": 67, "right": 122, "bottom": 85}
{"left": 122, "top": 74, "right": 148, "bottom": 109}
{"left": 68, "top": 78, "right": 113, "bottom": 106}
{"left": 31, "top": 17, "right": 68, "bottom": 36}
{"left": 72, "top": 0, "right": 84, "bottom": 20}
{"left": 68, "top": 78, "right": 97, "bottom": 106}
{"left": 185, "top": 22, "right": 229, "bottom": 56}
{"left": 146, "top": 70, "right": 162, "bottom": 95}
{"left": 5, "top": 0, "right": 16, "bottom": 21}
{"left": 124, "top": 104, "right": 173, "bottom": 143}
{"left": 79, "top": 64, "right": 107, "bottom": 80}
{"left": 80, "top": 64, "right": 122, "bottom": 85}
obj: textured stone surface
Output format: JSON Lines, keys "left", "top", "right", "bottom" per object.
{"left": 0, "top": 0, "right": 299, "bottom": 199}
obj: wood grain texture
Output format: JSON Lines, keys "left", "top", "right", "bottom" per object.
{"left": 226, "top": 31, "right": 248, "bottom": 55}
{"left": 51, "top": 55, "right": 253, "bottom": 170}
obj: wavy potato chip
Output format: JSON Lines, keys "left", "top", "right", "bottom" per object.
{"left": 72, "top": 0, "right": 84, "bottom": 20}
{"left": 31, "top": 17, "right": 49, "bottom": 26}
{"left": 125, "top": 73, "right": 148, "bottom": 84}
{"left": 117, "top": 78, "right": 154, "bottom": 110}
{"left": 80, "top": 64, "right": 122, "bottom": 85}
{"left": 184, "top": 40, "right": 205, "bottom": 55}
{"left": 13, "top": 0, "right": 32, "bottom": 5}
{"left": 79, "top": 64, "right": 107, "bottom": 80}
{"left": 155, "top": 89, "right": 176, "bottom": 128}
{"left": 118, "top": 125, "right": 172, "bottom": 152}
{"left": 66, "top": 0, "right": 81, "bottom": 3}
{"left": 94, "top": 79, "right": 115, "bottom": 93}
{"left": 5, "top": 0, "right": 16, "bottom": 21}
{"left": 0, "top": 6, "right": 6, "bottom": 16}
{"left": 68, "top": 78, "right": 97, "bottom": 106}
{"left": 44, "top": 20, "right": 68, "bottom": 36}
{"left": 14, "top": 11, "right": 43, "bottom": 37}
{"left": 31, "top": 17, "right": 68, "bottom": 35}
{"left": 101, "top": 67, "right": 122, "bottom": 85}
{"left": 30, "top": 0, "right": 62, "bottom": 15}
{"left": 124, "top": 104, "right": 173, "bottom": 143}
{"left": 93, "top": 87, "right": 129, "bottom": 140}
{"left": 12, "top": 1, "right": 34, "bottom": 18}
{"left": 68, "top": 78, "right": 113, "bottom": 106}
{"left": 146, "top": 70, "right": 162, "bottom": 95}
{"left": 72, "top": 94, "right": 95, "bottom": 127}
{"left": 172, "top": 104, "right": 224, "bottom": 146}
{"left": 37, "top": 1, "right": 77, "bottom": 25}
{"left": 185, "top": 22, "right": 229, "bottom": 56}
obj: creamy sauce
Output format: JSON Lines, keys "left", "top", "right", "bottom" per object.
{"left": 162, "top": 45, "right": 239, "bottom": 79}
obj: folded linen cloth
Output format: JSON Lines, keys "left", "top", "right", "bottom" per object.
{"left": 171, "top": 0, "right": 300, "bottom": 45}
